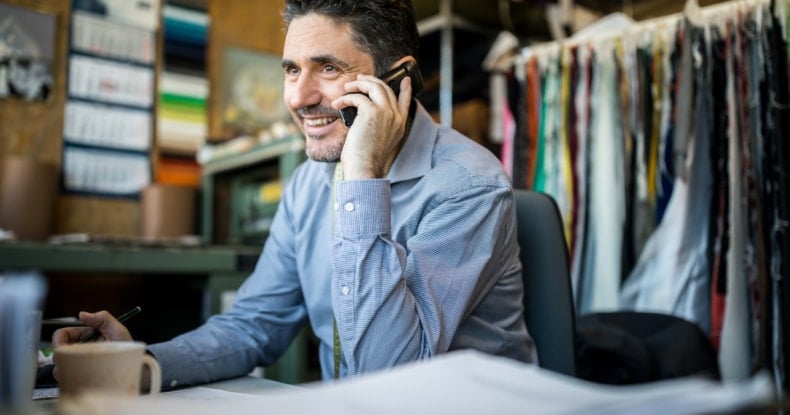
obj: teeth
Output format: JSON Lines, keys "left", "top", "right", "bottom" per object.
{"left": 305, "top": 117, "right": 335, "bottom": 127}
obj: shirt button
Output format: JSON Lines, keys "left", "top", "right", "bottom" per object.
{"left": 341, "top": 285, "right": 350, "bottom": 295}
{"left": 344, "top": 202, "right": 354, "bottom": 212}
{"left": 170, "top": 379, "right": 178, "bottom": 388}
{"left": 334, "top": 202, "right": 339, "bottom": 211}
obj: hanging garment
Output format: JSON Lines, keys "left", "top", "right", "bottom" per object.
{"left": 708, "top": 23, "right": 730, "bottom": 353}
{"left": 524, "top": 55, "right": 541, "bottom": 189}
{"left": 616, "top": 38, "right": 638, "bottom": 280}
{"left": 656, "top": 25, "right": 681, "bottom": 225}
{"left": 578, "top": 43, "right": 626, "bottom": 313}
{"left": 557, "top": 47, "right": 576, "bottom": 246}
{"left": 533, "top": 52, "right": 558, "bottom": 192}
{"left": 620, "top": 18, "right": 713, "bottom": 335}
{"left": 766, "top": 3, "right": 790, "bottom": 392}
{"left": 567, "top": 45, "right": 581, "bottom": 263}
{"left": 628, "top": 38, "right": 657, "bottom": 278}
{"left": 509, "top": 67, "right": 529, "bottom": 190}
{"left": 741, "top": 6, "right": 769, "bottom": 375}
{"left": 570, "top": 45, "right": 593, "bottom": 296}
{"left": 718, "top": 15, "right": 753, "bottom": 382}
{"left": 492, "top": 72, "right": 514, "bottom": 177}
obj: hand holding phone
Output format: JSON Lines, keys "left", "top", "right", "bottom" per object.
{"left": 340, "top": 60, "right": 424, "bottom": 127}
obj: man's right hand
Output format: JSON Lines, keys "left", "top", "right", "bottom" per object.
{"left": 52, "top": 310, "right": 133, "bottom": 347}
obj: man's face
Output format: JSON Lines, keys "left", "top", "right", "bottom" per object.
{"left": 282, "top": 13, "right": 376, "bottom": 162}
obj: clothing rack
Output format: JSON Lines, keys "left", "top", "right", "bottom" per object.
{"left": 501, "top": 0, "right": 790, "bottom": 397}
{"left": 519, "top": 0, "right": 774, "bottom": 60}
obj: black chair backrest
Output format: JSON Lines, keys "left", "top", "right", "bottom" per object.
{"left": 514, "top": 190, "right": 577, "bottom": 376}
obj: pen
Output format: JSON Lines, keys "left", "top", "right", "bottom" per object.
{"left": 77, "top": 306, "right": 142, "bottom": 343}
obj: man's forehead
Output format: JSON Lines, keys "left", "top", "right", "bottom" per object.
{"left": 284, "top": 15, "right": 353, "bottom": 51}
{"left": 282, "top": 16, "right": 374, "bottom": 69}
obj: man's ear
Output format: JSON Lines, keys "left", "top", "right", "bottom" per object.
{"left": 386, "top": 56, "right": 417, "bottom": 74}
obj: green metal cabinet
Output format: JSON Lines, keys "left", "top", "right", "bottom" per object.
{"left": 200, "top": 135, "right": 305, "bottom": 244}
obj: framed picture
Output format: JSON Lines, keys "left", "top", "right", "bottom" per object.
{"left": 220, "top": 46, "right": 291, "bottom": 138}
{"left": 0, "top": 3, "right": 57, "bottom": 102}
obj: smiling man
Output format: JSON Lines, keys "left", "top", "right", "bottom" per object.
{"left": 54, "top": 0, "right": 536, "bottom": 386}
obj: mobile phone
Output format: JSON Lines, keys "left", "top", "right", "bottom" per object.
{"left": 340, "top": 60, "right": 424, "bottom": 127}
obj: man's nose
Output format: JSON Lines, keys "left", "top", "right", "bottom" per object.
{"left": 287, "top": 74, "right": 321, "bottom": 109}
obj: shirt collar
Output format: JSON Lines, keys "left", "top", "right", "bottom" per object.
{"left": 320, "top": 102, "right": 437, "bottom": 185}
{"left": 387, "top": 103, "right": 437, "bottom": 183}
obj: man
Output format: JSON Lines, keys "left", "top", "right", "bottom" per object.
{"left": 54, "top": 0, "right": 535, "bottom": 386}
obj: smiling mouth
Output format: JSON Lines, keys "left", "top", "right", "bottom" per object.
{"left": 304, "top": 117, "right": 339, "bottom": 127}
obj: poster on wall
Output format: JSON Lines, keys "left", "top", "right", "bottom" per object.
{"left": 221, "top": 46, "right": 290, "bottom": 138}
{"left": 0, "top": 3, "right": 56, "bottom": 102}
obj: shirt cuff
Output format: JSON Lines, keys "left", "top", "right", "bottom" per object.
{"left": 335, "top": 179, "right": 391, "bottom": 236}
{"left": 147, "top": 340, "right": 191, "bottom": 390}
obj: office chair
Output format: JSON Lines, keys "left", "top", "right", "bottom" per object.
{"left": 514, "top": 189, "right": 577, "bottom": 377}
{"left": 514, "top": 190, "right": 718, "bottom": 383}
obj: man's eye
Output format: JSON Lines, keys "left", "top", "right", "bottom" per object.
{"left": 284, "top": 66, "right": 299, "bottom": 76}
{"left": 322, "top": 64, "right": 337, "bottom": 73}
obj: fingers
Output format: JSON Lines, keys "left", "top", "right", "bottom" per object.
{"left": 80, "top": 310, "right": 133, "bottom": 342}
{"left": 52, "top": 326, "right": 92, "bottom": 348}
{"left": 397, "top": 76, "right": 412, "bottom": 115}
{"left": 51, "top": 310, "right": 133, "bottom": 347}
{"left": 336, "top": 74, "right": 407, "bottom": 113}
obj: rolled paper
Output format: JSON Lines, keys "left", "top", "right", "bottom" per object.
{"left": 140, "top": 183, "right": 195, "bottom": 239}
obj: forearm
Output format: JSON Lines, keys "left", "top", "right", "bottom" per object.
{"left": 146, "top": 325, "right": 262, "bottom": 390}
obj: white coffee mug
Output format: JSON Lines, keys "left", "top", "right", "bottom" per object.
{"left": 54, "top": 341, "right": 161, "bottom": 399}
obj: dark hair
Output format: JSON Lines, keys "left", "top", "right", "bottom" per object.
{"left": 283, "top": 0, "right": 419, "bottom": 75}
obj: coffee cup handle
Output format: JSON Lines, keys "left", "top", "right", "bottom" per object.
{"left": 142, "top": 354, "right": 161, "bottom": 395}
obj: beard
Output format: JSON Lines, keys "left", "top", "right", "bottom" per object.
{"left": 296, "top": 105, "right": 345, "bottom": 163}
{"left": 304, "top": 135, "right": 343, "bottom": 162}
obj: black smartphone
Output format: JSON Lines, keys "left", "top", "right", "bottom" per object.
{"left": 340, "top": 60, "right": 424, "bottom": 127}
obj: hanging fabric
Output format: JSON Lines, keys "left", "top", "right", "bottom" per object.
{"left": 500, "top": 0, "right": 790, "bottom": 394}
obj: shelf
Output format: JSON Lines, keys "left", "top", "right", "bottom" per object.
{"left": 0, "top": 241, "right": 258, "bottom": 274}
{"left": 201, "top": 135, "right": 305, "bottom": 176}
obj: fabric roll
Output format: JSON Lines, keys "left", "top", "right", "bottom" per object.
{"left": 0, "top": 156, "right": 58, "bottom": 241}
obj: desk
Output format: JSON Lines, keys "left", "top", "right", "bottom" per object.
{"left": 1, "top": 242, "right": 314, "bottom": 384}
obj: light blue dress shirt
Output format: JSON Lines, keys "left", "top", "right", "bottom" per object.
{"left": 148, "top": 104, "right": 535, "bottom": 387}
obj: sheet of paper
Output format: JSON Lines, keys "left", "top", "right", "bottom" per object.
{"left": 164, "top": 386, "right": 259, "bottom": 402}
{"left": 32, "top": 387, "right": 58, "bottom": 400}
{"left": 68, "top": 56, "right": 154, "bottom": 108}
{"left": 64, "top": 101, "right": 152, "bottom": 151}
{"left": 62, "top": 146, "right": 151, "bottom": 195}
{"left": 71, "top": 12, "right": 155, "bottom": 64}
{"left": 54, "top": 351, "right": 776, "bottom": 415}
